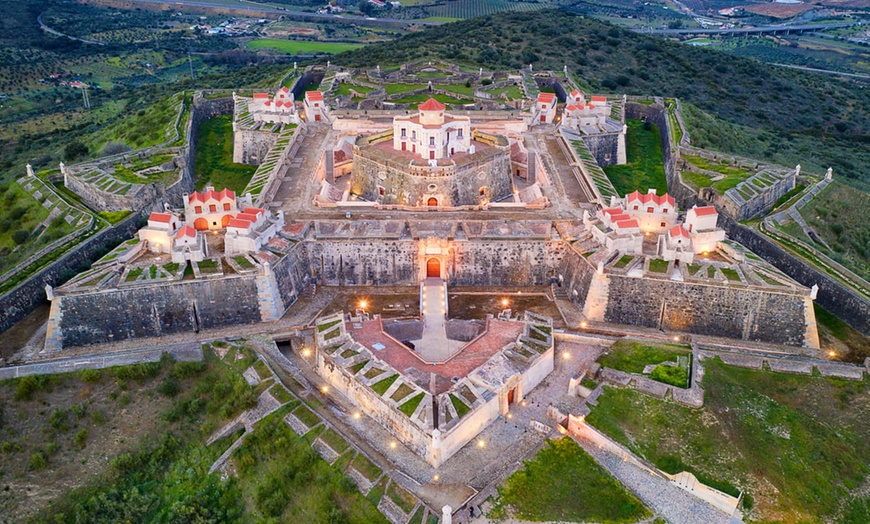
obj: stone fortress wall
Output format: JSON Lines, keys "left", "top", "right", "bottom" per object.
{"left": 582, "top": 133, "right": 623, "bottom": 168}
{"left": 63, "top": 170, "right": 158, "bottom": 213}
{"left": 49, "top": 222, "right": 817, "bottom": 349}
{"left": 233, "top": 127, "right": 279, "bottom": 165}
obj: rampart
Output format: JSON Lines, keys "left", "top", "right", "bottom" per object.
{"left": 0, "top": 210, "right": 146, "bottom": 335}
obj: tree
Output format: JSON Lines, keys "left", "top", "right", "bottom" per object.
{"left": 12, "top": 230, "right": 29, "bottom": 245}
{"left": 64, "top": 141, "right": 89, "bottom": 161}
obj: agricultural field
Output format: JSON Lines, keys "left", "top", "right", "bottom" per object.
{"left": 426, "top": 0, "right": 549, "bottom": 19}
{"left": 586, "top": 358, "right": 870, "bottom": 523}
{"left": 194, "top": 116, "right": 258, "bottom": 193}
{"left": 247, "top": 39, "right": 365, "bottom": 55}
{"left": 602, "top": 119, "right": 668, "bottom": 197}
{"left": 798, "top": 181, "right": 870, "bottom": 284}
{"left": 488, "top": 437, "right": 650, "bottom": 522}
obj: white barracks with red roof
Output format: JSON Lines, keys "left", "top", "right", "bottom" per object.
{"left": 586, "top": 188, "right": 726, "bottom": 264}
{"left": 248, "top": 86, "right": 299, "bottom": 125}
{"left": 136, "top": 185, "right": 283, "bottom": 263}
{"left": 535, "top": 93, "right": 557, "bottom": 124}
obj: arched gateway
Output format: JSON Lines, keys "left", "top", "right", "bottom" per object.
{"left": 426, "top": 258, "right": 441, "bottom": 278}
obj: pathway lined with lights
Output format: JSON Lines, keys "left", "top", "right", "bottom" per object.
{"left": 410, "top": 278, "right": 464, "bottom": 361}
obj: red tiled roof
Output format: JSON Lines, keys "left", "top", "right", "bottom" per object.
{"left": 227, "top": 218, "right": 252, "bottom": 229}
{"left": 692, "top": 206, "right": 718, "bottom": 216}
{"left": 177, "top": 225, "right": 196, "bottom": 239}
{"left": 602, "top": 207, "right": 623, "bottom": 216}
{"left": 243, "top": 207, "right": 265, "bottom": 216}
{"left": 566, "top": 104, "right": 577, "bottom": 111}
{"left": 217, "top": 188, "right": 235, "bottom": 201}
{"left": 149, "top": 212, "right": 173, "bottom": 223}
{"left": 237, "top": 212, "right": 259, "bottom": 223}
{"left": 610, "top": 213, "right": 630, "bottom": 223}
{"left": 670, "top": 225, "right": 690, "bottom": 238}
{"left": 571, "top": 89, "right": 581, "bottom": 96}
{"left": 537, "top": 93, "right": 556, "bottom": 104}
{"left": 253, "top": 93, "right": 269, "bottom": 99}
{"left": 626, "top": 190, "right": 675, "bottom": 207}
{"left": 418, "top": 98, "right": 446, "bottom": 111}
{"left": 306, "top": 91, "right": 324, "bottom": 101}
{"left": 278, "top": 86, "right": 290, "bottom": 93}
{"left": 591, "top": 95, "right": 607, "bottom": 102}
{"left": 615, "top": 219, "right": 640, "bottom": 229}
{"left": 264, "top": 100, "right": 273, "bottom": 106}
{"left": 188, "top": 192, "right": 204, "bottom": 203}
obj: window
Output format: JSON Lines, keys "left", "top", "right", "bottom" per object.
{"left": 378, "top": 186, "right": 385, "bottom": 197}
{"left": 195, "top": 206, "right": 202, "bottom": 214}
{"left": 400, "top": 128, "right": 406, "bottom": 138}
{"left": 223, "top": 203, "right": 231, "bottom": 211}
{"left": 479, "top": 187, "right": 487, "bottom": 198}
{"left": 689, "top": 224, "right": 693, "bottom": 232}
{"left": 209, "top": 204, "right": 217, "bottom": 212}
{"left": 429, "top": 136, "right": 435, "bottom": 146}
{"left": 412, "top": 130, "right": 416, "bottom": 140}
{"left": 663, "top": 208, "right": 668, "bottom": 213}
{"left": 661, "top": 222, "right": 666, "bottom": 228}
{"left": 633, "top": 205, "right": 638, "bottom": 210}
{"left": 647, "top": 207, "right": 653, "bottom": 213}
{"left": 458, "top": 129, "right": 463, "bottom": 138}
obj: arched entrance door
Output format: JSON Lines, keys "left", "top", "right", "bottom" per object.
{"left": 193, "top": 217, "right": 208, "bottom": 231}
{"left": 426, "top": 258, "right": 441, "bottom": 278}
{"left": 221, "top": 214, "right": 232, "bottom": 227}
{"left": 427, "top": 197, "right": 438, "bottom": 207}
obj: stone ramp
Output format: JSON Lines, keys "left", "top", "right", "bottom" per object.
{"left": 571, "top": 432, "right": 735, "bottom": 524}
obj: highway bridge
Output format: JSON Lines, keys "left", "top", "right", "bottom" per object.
{"left": 638, "top": 21, "right": 861, "bottom": 37}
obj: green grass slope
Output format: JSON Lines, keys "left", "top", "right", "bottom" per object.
{"left": 193, "top": 116, "right": 257, "bottom": 192}
{"left": 586, "top": 357, "right": 870, "bottom": 523}
{"left": 603, "top": 119, "right": 668, "bottom": 196}
{"left": 332, "top": 10, "right": 870, "bottom": 189}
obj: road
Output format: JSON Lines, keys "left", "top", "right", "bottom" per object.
{"left": 640, "top": 21, "right": 860, "bottom": 36}
{"left": 122, "top": 0, "right": 443, "bottom": 26}
{"left": 37, "top": 12, "right": 106, "bottom": 45}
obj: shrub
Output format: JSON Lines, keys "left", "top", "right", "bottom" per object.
{"left": 29, "top": 452, "right": 47, "bottom": 470}
{"left": 118, "top": 393, "right": 132, "bottom": 406}
{"left": 71, "top": 404, "right": 86, "bottom": 419}
{"left": 159, "top": 378, "right": 180, "bottom": 397}
{"left": 79, "top": 368, "right": 102, "bottom": 383}
{"left": 63, "top": 141, "right": 88, "bottom": 161}
{"left": 1, "top": 441, "right": 22, "bottom": 453}
{"left": 49, "top": 409, "right": 70, "bottom": 432}
{"left": 15, "top": 375, "right": 50, "bottom": 400}
{"left": 91, "top": 410, "right": 106, "bottom": 425}
{"left": 74, "top": 428, "right": 89, "bottom": 449}
{"left": 45, "top": 442, "right": 58, "bottom": 456}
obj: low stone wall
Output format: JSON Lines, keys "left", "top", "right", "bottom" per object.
{"left": 582, "top": 133, "right": 622, "bottom": 167}
{"left": 64, "top": 171, "right": 158, "bottom": 213}
{"left": 0, "top": 209, "right": 146, "bottom": 336}
{"left": 720, "top": 214, "right": 870, "bottom": 335}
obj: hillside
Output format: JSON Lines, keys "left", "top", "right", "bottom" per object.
{"left": 334, "top": 10, "right": 870, "bottom": 189}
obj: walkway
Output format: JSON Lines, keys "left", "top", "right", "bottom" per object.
{"left": 411, "top": 278, "right": 464, "bottom": 361}
{"left": 571, "top": 429, "right": 736, "bottom": 524}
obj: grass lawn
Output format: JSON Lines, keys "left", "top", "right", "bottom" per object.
{"left": 194, "top": 116, "right": 257, "bottom": 192}
{"left": 602, "top": 119, "right": 668, "bottom": 197}
{"left": 334, "top": 83, "right": 374, "bottom": 98}
{"left": 490, "top": 438, "right": 650, "bottom": 522}
{"left": 384, "top": 83, "right": 426, "bottom": 95}
{"left": 586, "top": 358, "right": 870, "bottom": 522}
{"left": 485, "top": 84, "right": 524, "bottom": 100}
{"left": 682, "top": 155, "right": 754, "bottom": 193}
{"left": 246, "top": 39, "right": 364, "bottom": 55}
{"left": 648, "top": 258, "right": 669, "bottom": 273}
{"left": 598, "top": 339, "right": 691, "bottom": 375}
{"left": 390, "top": 93, "right": 472, "bottom": 107}
{"left": 799, "top": 181, "right": 870, "bottom": 283}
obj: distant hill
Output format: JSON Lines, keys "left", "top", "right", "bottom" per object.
{"left": 334, "top": 10, "right": 870, "bottom": 189}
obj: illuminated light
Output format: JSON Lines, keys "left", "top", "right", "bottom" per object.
{"left": 506, "top": 413, "right": 513, "bottom": 419}
{"left": 302, "top": 348, "right": 312, "bottom": 357}
{"left": 521, "top": 400, "right": 527, "bottom": 407}
{"left": 578, "top": 415, "right": 585, "bottom": 423}
{"left": 433, "top": 474, "right": 440, "bottom": 482}
{"left": 477, "top": 439, "right": 486, "bottom": 449}
{"left": 321, "top": 385, "right": 329, "bottom": 394}
{"left": 580, "top": 320, "right": 588, "bottom": 328}
{"left": 390, "top": 441, "right": 397, "bottom": 449}
{"left": 353, "top": 412, "right": 361, "bottom": 419}
{"left": 562, "top": 351, "right": 571, "bottom": 360}
{"left": 673, "top": 336, "right": 680, "bottom": 342}
{"left": 501, "top": 298, "right": 509, "bottom": 307}
{"left": 359, "top": 300, "right": 368, "bottom": 309}
{"left": 828, "top": 351, "right": 836, "bottom": 358}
